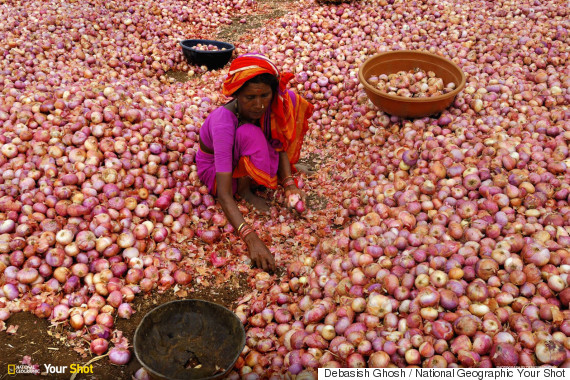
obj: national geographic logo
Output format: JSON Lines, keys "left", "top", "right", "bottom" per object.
{"left": 7, "top": 364, "right": 40, "bottom": 375}
{"left": 6, "top": 364, "right": 93, "bottom": 376}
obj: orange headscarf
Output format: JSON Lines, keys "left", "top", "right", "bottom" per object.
{"left": 222, "top": 54, "right": 313, "bottom": 165}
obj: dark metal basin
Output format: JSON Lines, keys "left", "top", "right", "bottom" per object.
{"left": 134, "top": 300, "right": 245, "bottom": 380}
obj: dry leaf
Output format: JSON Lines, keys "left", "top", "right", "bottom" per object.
{"left": 551, "top": 306, "right": 563, "bottom": 325}
{"left": 195, "top": 267, "right": 210, "bottom": 276}
{"left": 237, "top": 293, "right": 254, "bottom": 305}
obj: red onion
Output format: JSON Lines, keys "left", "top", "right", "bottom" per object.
{"left": 200, "top": 228, "right": 221, "bottom": 244}
{"left": 346, "top": 353, "right": 366, "bottom": 368}
{"left": 431, "top": 320, "right": 454, "bottom": 340}
{"left": 535, "top": 340, "right": 567, "bottom": 365}
{"left": 16, "top": 268, "right": 39, "bottom": 284}
{"left": 117, "top": 303, "right": 134, "bottom": 319}
{"left": 109, "top": 347, "right": 131, "bottom": 365}
{"left": 522, "top": 242, "right": 551, "bottom": 266}
{"left": 96, "top": 313, "right": 114, "bottom": 328}
{"left": 89, "top": 325, "right": 111, "bottom": 340}
{"left": 453, "top": 315, "right": 481, "bottom": 337}
{"left": 295, "top": 200, "right": 306, "bottom": 213}
{"left": 490, "top": 343, "right": 519, "bottom": 367}
{"left": 0, "top": 309, "right": 11, "bottom": 321}
{"left": 366, "top": 294, "right": 392, "bottom": 317}
{"left": 90, "top": 338, "right": 109, "bottom": 355}
{"left": 51, "top": 304, "right": 70, "bottom": 321}
{"left": 70, "top": 314, "right": 84, "bottom": 330}
{"left": 76, "top": 231, "right": 96, "bottom": 251}
{"left": 117, "top": 232, "right": 135, "bottom": 249}
{"left": 106, "top": 290, "right": 122, "bottom": 308}
{"left": 133, "top": 368, "right": 151, "bottom": 380}
{"left": 32, "top": 301, "right": 52, "bottom": 318}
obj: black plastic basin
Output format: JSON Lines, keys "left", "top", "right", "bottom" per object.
{"left": 180, "top": 39, "right": 235, "bottom": 70}
{"left": 134, "top": 300, "right": 245, "bottom": 380}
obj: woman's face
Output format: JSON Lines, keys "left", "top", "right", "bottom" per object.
{"left": 236, "top": 82, "right": 273, "bottom": 122}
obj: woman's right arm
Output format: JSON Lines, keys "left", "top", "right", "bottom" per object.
{"left": 215, "top": 172, "right": 275, "bottom": 272}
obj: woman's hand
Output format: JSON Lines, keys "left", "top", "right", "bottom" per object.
{"left": 244, "top": 234, "right": 275, "bottom": 272}
{"left": 277, "top": 152, "right": 307, "bottom": 207}
{"left": 285, "top": 185, "right": 306, "bottom": 209}
{"left": 216, "top": 172, "right": 275, "bottom": 271}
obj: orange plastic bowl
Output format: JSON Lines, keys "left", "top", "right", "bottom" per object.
{"left": 358, "top": 50, "right": 466, "bottom": 119}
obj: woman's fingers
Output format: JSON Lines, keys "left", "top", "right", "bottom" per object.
{"left": 261, "top": 252, "right": 275, "bottom": 272}
{"left": 262, "top": 258, "right": 270, "bottom": 272}
{"left": 250, "top": 245, "right": 275, "bottom": 272}
{"left": 268, "top": 255, "right": 276, "bottom": 272}
{"left": 294, "top": 163, "right": 315, "bottom": 176}
{"left": 257, "top": 257, "right": 270, "bottom": 272}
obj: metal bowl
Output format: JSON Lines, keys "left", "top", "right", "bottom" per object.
{"left": 180, "top": 39, "right": 235, "bottom": 70}
{"left": 358, "top": 50, "right": 466, "bottom": 119}
{"left": 134, "top": 300, "right": 245, "bottom": 380}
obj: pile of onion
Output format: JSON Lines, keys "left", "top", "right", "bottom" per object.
{"left": 0, "top": 0, "right": 569, "bottom": 377}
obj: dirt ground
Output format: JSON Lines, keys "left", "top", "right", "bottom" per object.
{"left": 166, "top": 0, "right": 298, "bottom": 83}
{"left": 0, "top": 1, "right": 319, "bottom": 379}
{"left": 215, "top": 0, "right": 292, "bottom": 42}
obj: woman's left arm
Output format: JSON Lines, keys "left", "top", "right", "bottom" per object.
{"left": 277, "top": 151, "right": 306, "bottom": 203}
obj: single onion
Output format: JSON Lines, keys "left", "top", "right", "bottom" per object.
{"left": 535, "top": 340, "right": 566, "bottom": 365}
{"left": 490, "top": 343, "right": 519, "bottom": 367}
{"left": 90, "top": 338, "right": 109, "bottom": 355}
{"left": 108, "top": 347, "right": 131, "bottom": 365}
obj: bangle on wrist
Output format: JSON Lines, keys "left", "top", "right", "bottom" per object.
{"left": 282, "top": 177, "right": 296, "bottom": 188}
{"left": 239, "top": 224, "right": 255, "bottom": 240}
{"left": 237, "top": 222, "right": 246, "bottom": 234}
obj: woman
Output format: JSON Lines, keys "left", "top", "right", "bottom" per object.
{"left": 196, "top": 54, "right": 314, "bottom": 271}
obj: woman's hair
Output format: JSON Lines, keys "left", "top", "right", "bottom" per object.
{"left": 236, "top": 73, "right": 279, "bottom": 95}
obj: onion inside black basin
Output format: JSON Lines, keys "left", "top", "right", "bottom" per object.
{"left": 179, "top": 39, "right": 235, "bottom": 70}
{"left": 134, "top": 300, "right": 245, "bottom": 380}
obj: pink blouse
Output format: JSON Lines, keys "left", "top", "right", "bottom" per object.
{"left": 199, "top": 107, "right": 239, "bottom": 173}
{"left": 199, "top": 91, "right": 297, "bottom": 173}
